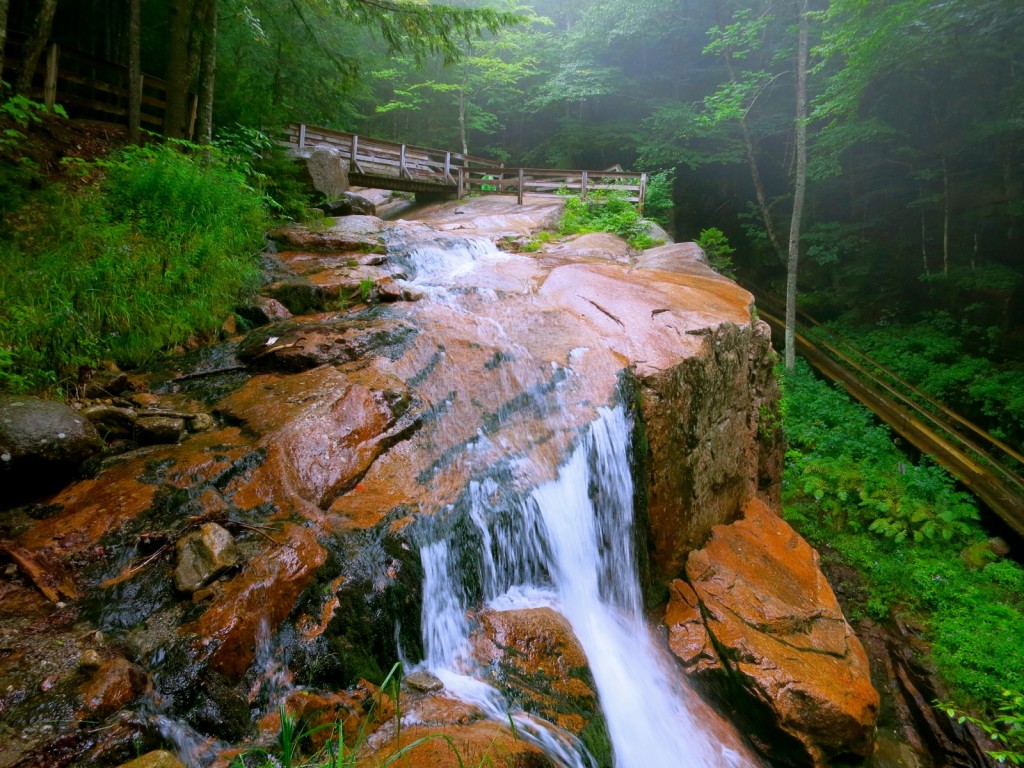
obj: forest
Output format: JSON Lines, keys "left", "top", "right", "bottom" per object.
{"left": 1, "top": 0, "right": 1024, "bottom": 764}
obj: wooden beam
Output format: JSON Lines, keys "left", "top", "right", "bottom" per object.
{"left": 351, "top": 134, "right": 359, "bottom": 173}
{"left": 43, "top": 43, "right": 59, "bottom": 111}
{"left": 638, "top": 172, "right": 648, "bottom": 214}
{"left": 298, "top": 123, "right": 306, "bottom": 148}
{"left": 518, "top": 168, "right": 524, "bottom": 205}
{"left": 580, "top": 170, "right": 588, "bottom": 200}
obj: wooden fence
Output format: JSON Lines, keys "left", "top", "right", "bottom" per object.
{"left": 2, "top": 33, "right": 185, "bottom": 134}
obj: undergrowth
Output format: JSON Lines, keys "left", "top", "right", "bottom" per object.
{"left": 558, "top": 189, "right": 659, "bottom": 250}
{"left": 0, "top": 139, "right": 269, "bottom": 393}
{"left": 781, "top": 360, "right": 1024, "bottom": 715}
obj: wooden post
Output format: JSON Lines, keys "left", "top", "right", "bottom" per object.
{"left": 298, "top": 123, "right": 306, "bottom": 148}
{"left": 638, "top": 172, "right": 648, "bottom": 215}
{"left": 351, "top": 134, "right": 359, "bottom": 173}
{"left": 444, "top": 151, "right": 452, "bottom": 183}
{"left": 457, "top": 167, "right": 464, "bottom": 199}
{"left": 400, "top": 144, "right": 408, "bottom": 178}
{"left": 581, "top": 170, "right": 588, "bottom": 200}
{"left": 186, "top": 92, "right": 198, "bottom": 141}
{"left": 43, "top": 43, "right": 59, "bottom": 111}
{"left": 518, "top": 168, "right": 524, "bottom": 206}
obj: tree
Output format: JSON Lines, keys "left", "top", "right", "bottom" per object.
{"left": 126, "top": 0, "right": 141, "bottom": 143}
{"left": 0, "top": 0, "right": 10, "bottom": 88}
{"left": 785, "top": 0, "right": 809, "bottom": 370}
{"left": 15, "top": 0, "right": 58, "bottom": 96}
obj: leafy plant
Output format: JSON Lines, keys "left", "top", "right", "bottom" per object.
{"left": 359, "top": 278, "right": 375, "bottom": 303}
{"left": 0, "top": 141, "right": 268, "bottom": 393}
{"left": 558, "top": 189, "right": 656, "bottom": 249}
{"left": 940, "top": 690, "right": 1024, "bottom": 765}
{"left": 781, "top": 360, "right": 1024, "bottom": 710}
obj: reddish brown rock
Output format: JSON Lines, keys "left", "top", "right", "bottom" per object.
{"left": 664, "top": 579, "right": 722, "bottom": 676}
{"left": 185, "top": 523, "right": 327, "bottom": 679}
{"left": 268, "top": 215, "right": 385, "bottom": 252}
{"left": 77, "top": 658, "right": 149, "bottom": 720}
{"left": 682, "top": 498, "right": 879, "bottom": 765}
{"left": 473, "top": 608, "right": 595, "bottom": 735}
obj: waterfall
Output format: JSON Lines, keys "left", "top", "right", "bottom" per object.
{"left": 418, "top": 406, "right": 752, "bottom": 768}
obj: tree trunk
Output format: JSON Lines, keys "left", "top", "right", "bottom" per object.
{"left": 196, "top": 0, "right": 217, "bottom": 144}
{"left": 785, "top": 0, "right": 809, "bottom": 372}
{"left": 164, "top": 0, "right": 196, "bottom": 138}
{"left": 941, "top": 154, "right": 950, "bottom": 275}
{"left": 15, "top": 0, "right": 59, "bottom": 96}
{"left": 127, "top": 0, "right": 141, "bottom": 144}
{"left": 723, "top": 54, "right": 786, "bottom": 260}
{"left": 0, "top": 0, "right": 10, "bottom": 89}
{"left": 458, "top": 92, "right": 468, "bottom": 156}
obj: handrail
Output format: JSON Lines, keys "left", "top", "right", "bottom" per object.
{"left": 284, "top": 122, "right": 648, "bottom": 212}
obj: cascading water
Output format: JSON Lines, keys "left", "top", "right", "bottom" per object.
{"left": 391, "top": 231, "right": 755, "bottom": 767}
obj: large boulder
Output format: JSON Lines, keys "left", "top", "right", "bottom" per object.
{"left": 665, "top": 498, "right": 879, "bottom": 766}
{"left": 290, "top": 144, "right": 350, "bottom": 198}
{"left": 268, "top": 214, "right": 386, "bottom": 252}
{"left": 0, "top": 395, "right": 103, "bottom": 501}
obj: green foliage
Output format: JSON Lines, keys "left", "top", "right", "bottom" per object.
{"left": 782, "top": 360, "right": 1024, "bottom": 709}
{"left": 558, "top": 190, "right": 655, "bottom": 249}
{"left": 641, "top": 170, "right": 674, "bottom": 229}
{"left": 0, "top": 143, "right": 268, "bottom": 393}
{"left": 941, "top": 690, "right": 1024, "bottom": 765}
{"left": 694, "top": 227, "right": 736, "bottom": 278}
{"left": 0, "top": 96, "right": 68, "bottom": 222}
{"left": 820, "top": 315, "right": 1024, "bottom": 446}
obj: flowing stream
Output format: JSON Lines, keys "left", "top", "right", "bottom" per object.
{"left": 395, "top": 233, "right": 753, "bottom": 768}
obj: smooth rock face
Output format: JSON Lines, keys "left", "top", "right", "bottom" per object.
{"left": 113, "top": 751, "right": 185, "bottom": 768}
{"left": 269, "top": 214, "right": 385, "bottom": 252}
{"left": 291, "top": 144, "right": 350, "bottom": 198}
{"left": 0, "top": 395, "right": 102, "bottom": 498}
{"left": 667, "top": 498, "right": 879, "bottom": 766}
{"left": 174, "top": 522, "right": 241, "bottom": 593}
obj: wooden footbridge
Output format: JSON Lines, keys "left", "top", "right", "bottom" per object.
{"left": 748, "top": 286, "right": 1024, "bottom": 537}
{"left": 285, "top": 123, "right": 648, "bottom": 211}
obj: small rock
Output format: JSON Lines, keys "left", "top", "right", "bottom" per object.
{"left": 376, "top": 276, "right": 405, "bottom": 302}
{"left": 79, "top": 370, "right": 130, "bottom": 399}
{"left": 237, "top": 296, "right": 293, "bottom": 327}
{"left": 135, "top": 416, "right": 185, "bottom": 445}
{"left": 989, "top": 537, "right": 1011, "bottom": 557}
{"left": 221, "top": 314, "right": 238, "bottom": 336}
{"left": 187, "top": 413, "right": 215, "bottom": 433}
{"left": 174, "top": 522, "right": 241, "bottom": 593}
{"left": 131, "top": 393, "right": 161, "bottom": 408}
{"left": 79, "top": 649, "right": 103, "bottom": 671}
{"left": 405, "top": 670, "right": 444, "bottom": 693}
{"left": 78, "top": 658, "right": 149, "bottom": 719}
{"left": 82, "top": 404, "right": 137, "bottom": 440}
{"left": 112, "top": 750, "right": 185, "bottom": 768}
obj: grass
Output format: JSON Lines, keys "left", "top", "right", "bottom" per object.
{"left": 781, "top": 360, "right": 1024, "bottom": 715}
{"left": 0, "top": 140, "right": 269, "bottom": 393}
{"left": 557, "top": 190, "right": 658, "bottom": 250}
{"left": 232, "top": 663, "right": 521, "bottom": 768}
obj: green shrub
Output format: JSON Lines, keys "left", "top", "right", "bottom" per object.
{"left": 0, "top": 142, "right": 268, "bottom": 392}
{"left": 781, "top": 360, "right": 1024, "bottom": 710}
{"left": 694, "top": 227, "right": 736, "bottom": 278}
{"left": 558, "top": 189, "right": 656, "bottom": 250}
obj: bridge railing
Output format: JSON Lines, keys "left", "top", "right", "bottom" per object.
{"left": 285, "top": 122, "right": 647, "bottom": 211}
{"left": 285, "top": 123, "right": 504, "bottom": 189}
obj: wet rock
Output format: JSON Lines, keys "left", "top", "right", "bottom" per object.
{"left": 545, "top": 231, "right": 634, "bottom": 263}
{"left": 664, "top": 579, "right": 722, "bottom": 677}
{"left": 113, "top": 750, "right": 186, "bottom": 768}
{"left": 79, "top": 370, "right": 131, "bottom": 399}
{"left": 236, "top": 295, "right": 293, "bottom": 327}
{"left": 405, "top": 669, "right": 444, "bottom": 693}
{"left": 82, "top": 404, "right": 137, "bottom": 440}
{"left": 187, "top": 412, "right": 216, "bottom": 432}
{"left": 135, "top": 415, "right": 185, "bottom": 445}
{"left": 237, "top": 318, "right": 416, "bottom": 372}
{"left": 185, "top": 523, "right": 327, "bottom": 679}
{"left": 268, "top": 215, "right": 385, "bottom": 252}
{"left": 290, "top": 144, "right": 350, "bottom": 198}
{"left": 77, "top": 657, "right": 149, "bottom": 720}
{"left": 79, "top": 649, "right": 103, "bottom": 671}
{"left": 174, "top": 522, "right": 241, "bottom": 593}
{"left": 680, "top": 498, "right": 879, "bottom": 766}
{"left": 0, "top": 395, "right": 103, "bottom": 500}
{"left": 472, "top": 607, "right": 596, "bottom": 736}
{"left": 319, "top": 190, "right": 378, "bottom": 217}
{"left": 637, "top": 241, "right": 709, "bottom": 270}
{"left": 376, "top": 275, "right": 406, "bottom": 302}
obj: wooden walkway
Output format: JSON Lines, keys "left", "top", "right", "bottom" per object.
{"left": 284, "top": 122, "right": 648, "bottom": 211}
{"left": 749, "top": 287, "right": 1024, "bottom": 537}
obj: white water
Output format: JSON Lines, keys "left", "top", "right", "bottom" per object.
{"left": 418, "top": 406, "right": 752, "bottom": 768}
